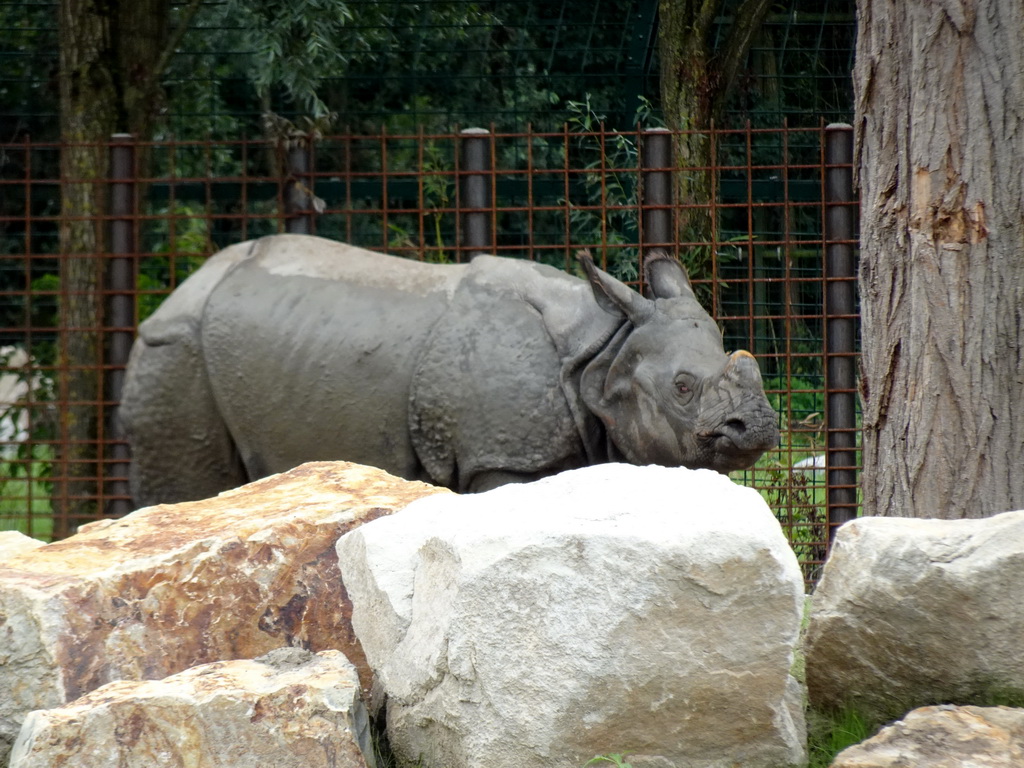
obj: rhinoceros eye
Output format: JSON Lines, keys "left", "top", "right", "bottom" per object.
{"left": 674, "top": 374, "right": 695, "bottom": 403}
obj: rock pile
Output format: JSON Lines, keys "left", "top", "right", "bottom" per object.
{"left": 7, "top": 461, "right": 1024, "bottom": 767}
{"left": 0, "top": 461, "right": 445, "bottom": 765}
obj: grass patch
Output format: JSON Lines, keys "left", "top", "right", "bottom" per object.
{"left": 806, "top": 706, "right": 874, "bottom": 768}
{"left": 584, "top": 755, "right": 633, "bottom": 767}
{"left": 0, "top": 444, "right": 54, "bottom": 540}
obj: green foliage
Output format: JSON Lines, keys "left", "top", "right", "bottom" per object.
{"left": 806, "top": 706, "right": 873, "bottom": 768}
{"left": 226, "top": 0, "right": 358, "bottom": 120}
{"left": 752, "top": 457, "right": 828, "bottom": 583}
{"left": 732, "top": 375, "right": 834, "bottom": 583}
{"left": 0, "top": 345, "right": 56, "bottom": 447}
{"left": 0, "top": 1, "right": 60, "bottom": 140}
{"left": 0, "top": 444, "right": 54, "bottom": 539}
{"left": 764, "top": 376, "right": 824, "bottom": 427}
{"left": 584, "top": 754, "right": 633, "bottom": 768}
{"left": 1, "top": 1, "right": 856, "bottom": 143}
{"left": 138, "top": 203, "right": 211, "bottom": 321}
{"left": 386, "top": 140, "right": 455, "bottom": 262}
{"left": 975, "top": 685, "right": 1024, "bottom": 709}
{"left": 561, "top": 95, "right": 665, "bottom": 283}
{"left": 0, "top": 344, "right": 56, "bottom": 537}
{"left": 26, "top": 274, "right": 61, "bottom": 338}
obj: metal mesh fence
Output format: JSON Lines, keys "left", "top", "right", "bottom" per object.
{"left": 2, "top": 0, "right": 855, "bottom": 140}
{"left": 0, "top": 123, "right": 858, "bottom": 584}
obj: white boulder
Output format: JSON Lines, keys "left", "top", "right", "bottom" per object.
{"left": 338, "top": 463, "right": 806, "bottom": 768}
{"left": 0, "top": 531, "right": 44, "bottom": 561}
{"left": 10, "top": 648, "right": 375, "bottom": 768}
{"left": 806, "top": 510, "right": 1024, "bottom": 722}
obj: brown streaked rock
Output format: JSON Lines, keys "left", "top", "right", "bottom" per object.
{"left": 10, "top": 647, "right": 375, "bottom": 768}
{"left": 830, "top": 705, "right": 1024, "bottom": 768}
{"left": 0, "top": 461, "right": 446, "bottom": 764}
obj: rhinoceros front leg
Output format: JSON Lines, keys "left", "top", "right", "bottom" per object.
{"left": 119, "top": 335, "right": 247, "bottom": 508}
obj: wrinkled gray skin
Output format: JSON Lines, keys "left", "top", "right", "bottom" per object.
{"left": 119, "top": 234, "right": 779, "bottom": 506}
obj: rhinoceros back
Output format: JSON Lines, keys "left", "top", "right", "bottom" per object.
{"left": 199, "top": 236, "right": 465, "bottom": 481}
{"left": 136, "top": 238, "right": 257, "bottom": 345}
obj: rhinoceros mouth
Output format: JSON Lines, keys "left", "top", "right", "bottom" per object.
{"left": 707, "top": 444, "right": 768, "bottom": 472}
{"left": 702, "top": 424, "right": 779, "bottom": 472}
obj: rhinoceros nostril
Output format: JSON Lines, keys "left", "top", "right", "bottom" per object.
{"left": 724, "top": 418, "right": 747, "bottom": 435}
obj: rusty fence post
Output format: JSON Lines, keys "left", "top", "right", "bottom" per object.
{"left": 106, "top": 134, "right": 135, "bottom": 516}
{"left": 285, "top": 141, "right": 315, "bottom": 235}
{"left": 824, "top": 123, "right": 858, "bottom": 543}
{"left": 460, "top": 128, "right": 492, "bottom": 258}
{"left": 640, "top": 127, "right": 673, "bottom": 253}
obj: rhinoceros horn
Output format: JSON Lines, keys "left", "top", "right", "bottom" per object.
{"left": 723, "top": 349, "right": 762, "bottom": 385}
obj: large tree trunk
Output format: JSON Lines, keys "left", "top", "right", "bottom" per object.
{"left": 855, "top": 0, "right": 1024, "bottom": 518}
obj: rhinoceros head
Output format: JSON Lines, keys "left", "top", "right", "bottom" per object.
{"left": 578, "top": 250, "right": 780, "bottom": 474}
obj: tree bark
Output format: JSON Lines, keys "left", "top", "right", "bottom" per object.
{"left": 855, "top": 0, "right": 1024, "bottom": 518}
{"left": 57, "top": 0, "right": 119, "bottom": 529}
{"left": 57, "top": 0, "right": 199, "bottom": 528}
{"left": 657, "top": 0, "right": 772, "bottom": 271}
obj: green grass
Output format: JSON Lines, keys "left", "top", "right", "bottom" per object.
{"left": 584, "top": 755, "right": 633, "bottom": 767}
{"left": 0, "top": 444, "right": 55, "bottom": 540}
{"left": 806, "top": 706, "right": 873, "bottom": 768}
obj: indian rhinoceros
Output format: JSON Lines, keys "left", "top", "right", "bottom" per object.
{"left": 119, "top": 234, "right": 779, "bottom": 506}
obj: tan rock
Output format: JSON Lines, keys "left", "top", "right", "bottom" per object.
{"left": 0, "top": 530, "right": 45, "bottom": 561}
{"left": 0, "top": 461, "right": 446, "bottom": 763}
{"left": 831, "top": 705, "right": 1024, "bottom": 767}
{"left": 10, "top": 647, "right": 375, "bottom": 768}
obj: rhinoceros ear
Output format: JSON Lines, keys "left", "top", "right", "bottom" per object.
{"left": 644, "top": 249, "right": 697, "bottom": 300}
{"left": 576, "top": 249, "right": 655, "bottom": 325}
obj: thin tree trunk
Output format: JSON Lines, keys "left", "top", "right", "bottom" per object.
{"left": 658, "top": 0, "right": 772, "bottom": 274}
{"left": 855, "top": 0, "right": 1024, "bottom": 518}
{"left": 56, "top": 0, "right": 197, "bottom": 530}
{"left": 57, "top": 0, "right": 118, "bottom": 531}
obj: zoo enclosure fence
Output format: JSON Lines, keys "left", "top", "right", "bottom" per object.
{"left": 0, "top": 123, "right": 859, "bottom": 583}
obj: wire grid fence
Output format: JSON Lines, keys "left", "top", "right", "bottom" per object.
{"left": 2, "top": 0, "right": 855, "bottom": 140}
{"left": 0, "top": 123, "right": 859, "bottom": 584}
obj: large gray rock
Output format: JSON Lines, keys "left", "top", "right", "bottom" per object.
{"left": 830, "top": 705, "right": 1024, "bottom": 768}
{"left": 806, "top": 510, "right": 1024, "bottom": 723}
{"left": 0, "top": 461, "right": 446, "bottom": 764}
{"left": 10, "top": 648, "right": 375, "bottom": 768}
{"left": 338, "top": 463, "right": 806, "bottom": 768}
